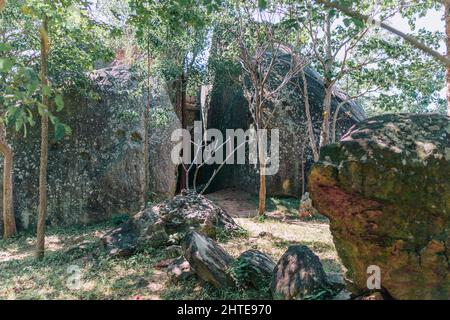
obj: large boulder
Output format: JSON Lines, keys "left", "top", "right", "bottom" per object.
{"left": 0, "top": 61, "right": 180, "bottom": 232}
{"left": 271, "top": 245, "right": 330, "bottom": 300}
{"left": 309, "top": 113, "right": 450, "bottom": 300}
{"left": 203, "top": 45, "right": 366, "bottom": 197}
{"left": 102, "top": 191, "right": 241, "bottom": 256}
{"left": 233, "top": 250, "right": 276, "bottom": 289}
{"left": 156, "top": 190, "right": 242, "bottom": 239}
{"left": 182, "top": 231, "right": 235, "bottom": 288}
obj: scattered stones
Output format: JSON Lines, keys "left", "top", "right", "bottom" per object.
{"left": 182, "top": 231, "right": 235, "bottom": 289}
{"left": 309, "top": 113, "right": 450, "bottom": 300}
{"left": 129, "top": 208, "right": 169, "bottom": 250}
{"left": 233, "top": 250, "right": 276, "bottom": 289}
{"left": 102, "top": 191, "right": 241, "bottom": 257}
{"left": 167, "top": 257, "right": 194, "bottom": 283}
{"left": 271, "top": 245, "right": 330, "bottom": 300}
{"left": 158, "top": 190, "right": 242, "bottom": 239}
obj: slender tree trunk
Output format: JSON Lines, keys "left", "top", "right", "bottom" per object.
{"left": 0, "top": 125, "right": 15, "bottom": 239}
{"left": 258, "top": 159, "right": 266, "bottom": 216}
{"left": 320, "top": 14, "right": 333, "bottom": 148}
{"left": 36, "top": 17, "right": 49, "bottom": 260}
{"left": 256, "top": 97, "right": 266, "bottom": 216}
{"left": 445, "top": 0, "right": 450, "bottom": 116}
{"left": 179, "top": 72, "right": 188, "bottom": 191}
{"left": 300, "top": 70, "right": 319, "bottom": 162}
{"left": 141, "top": 38, "right": 151, "bottom": 208}
{"left": 320, "top": 86, "right": 333, "bottom": 147}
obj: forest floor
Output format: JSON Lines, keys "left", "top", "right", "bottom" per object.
{"left": 0, "top": 188, "right": 343, "bottom": 300}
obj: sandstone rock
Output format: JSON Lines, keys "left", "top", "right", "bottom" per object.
{"left": 167, "top": 257, "right": 194, "bottom": 283}
{"left": 234, "top": 250, "right": 276, "bottom": 289}
{"left": 182, "top": 231, "right": 235, "bottom": 288}
{"left": 309, "top": 113, "right": 450, "bottom": 300}
{"left": 271, "top": 245, "right": 330, "bottom": 300}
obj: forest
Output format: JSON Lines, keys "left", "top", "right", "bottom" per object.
{"left": 0, "top": 0, "right": 449, "bottom": 301}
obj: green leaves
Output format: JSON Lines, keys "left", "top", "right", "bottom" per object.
{"left": 351, "top": 17, "right": 366, "bottom": 29}
{"left": 55, "top": 95, "right": 64, "bottom": 111}
{"left": 0, "top": 42, "right": 12, "bottom": 52}
{"left": 0, "top": 57, "right": 13, "bottom": 73}
{"left": 54, "top": 122, "right": 71, "bottom": 141}
{"left": 49, "top": 114, "right": 71, "bottom": 141}
{"left": 258, "top": 0, "right": 268, "bottom": 10}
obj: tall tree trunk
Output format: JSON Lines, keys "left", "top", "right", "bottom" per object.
{"left": 320, "top": 14, "right": 333, "bottom": 148}
{"left": 0, "top": 125, "right": 15, "bottom": 239}
{"left": 300, "top": 70, "right": 319, "bottom": 162}
{"left": 256, "top": 98, "right": 266, "bottom": 216}
{"left": 320, "top": 86, "right": 333, "bottom": 147}
{"left": 179, "top": 72, "right": 188, "bottom": 191}
{"left": 141, "top": 38, "right": 151, "bottom": 208}
{"left": 445, "top": 0, "right": 450, "bottom": 116}
{"left": 36, "top": 17, "right": 49, "bottom": 260}
{"left": 258, "top": 159, "right": 266, "bottom": 216}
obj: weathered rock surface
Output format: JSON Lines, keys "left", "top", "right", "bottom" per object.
{"left": 167, "top": 257, "right": 194, "bottom": 283}
{"left": 271, "top": 245, "right": 330, "bottom": 300}
{"left": 102, "top": 223, "right": 137, "bottom": 258}
{"left": 156, "top": 190, "right": 242, "bottom": 239}
{"left": 102, "top": 191, "right": 241, "bottom": 256}
{"left": 0, "top": 61, "right": 180, "bottom": 232}
{"left": 234, "top": 250, "right": 276, "bottom": 289}
{"left": 309, "top": 113, "right": 450, "bottom": 300}
{"left": 128, "top": 208, "right": 169, "bottom": 250}
{"left": 204, "top": 46, "right": 366, "bottom": 197}
{"left": 182, "top": 231, "right": 235, "bottom": 288}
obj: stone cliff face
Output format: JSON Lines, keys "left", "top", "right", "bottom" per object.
{"left": 205, "top": 63, "right": 366, "bottom": 197}
{"left": 309, "top": 113, "right": 450, "bottom": 299}
{"left": 0, "top": 62, "right": 180, "bottom": 232}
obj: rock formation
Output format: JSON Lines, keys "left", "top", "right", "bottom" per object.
{"left": 271, "top": 245, "right": 330, "bottom": 299}
{"left": 204, "top": 57, "right": 366, "bottom": 197}
{"left": 182, "top": 231, "right": 235, "bottom": 288}
{"left": 102, "top": 190, "right": 241, "bottom": 257}
{"left": 234, "top": 249, "right": 276, "bottom": 289}
{"left": 309, "top": 113, "right": 450, "bottom": 299}
{"left": 0, "top": 61, "right": 180, "bottom": 232}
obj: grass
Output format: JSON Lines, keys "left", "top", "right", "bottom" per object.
{"left": 0, "top": 196, "right": 343, "bottom": 300}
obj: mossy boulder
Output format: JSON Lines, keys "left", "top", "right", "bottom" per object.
{"left": 309, "top": 113, "right": 450, "bottom": 300}
{"left": 102, "top": 191, "right": 242, "bottom": 257}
